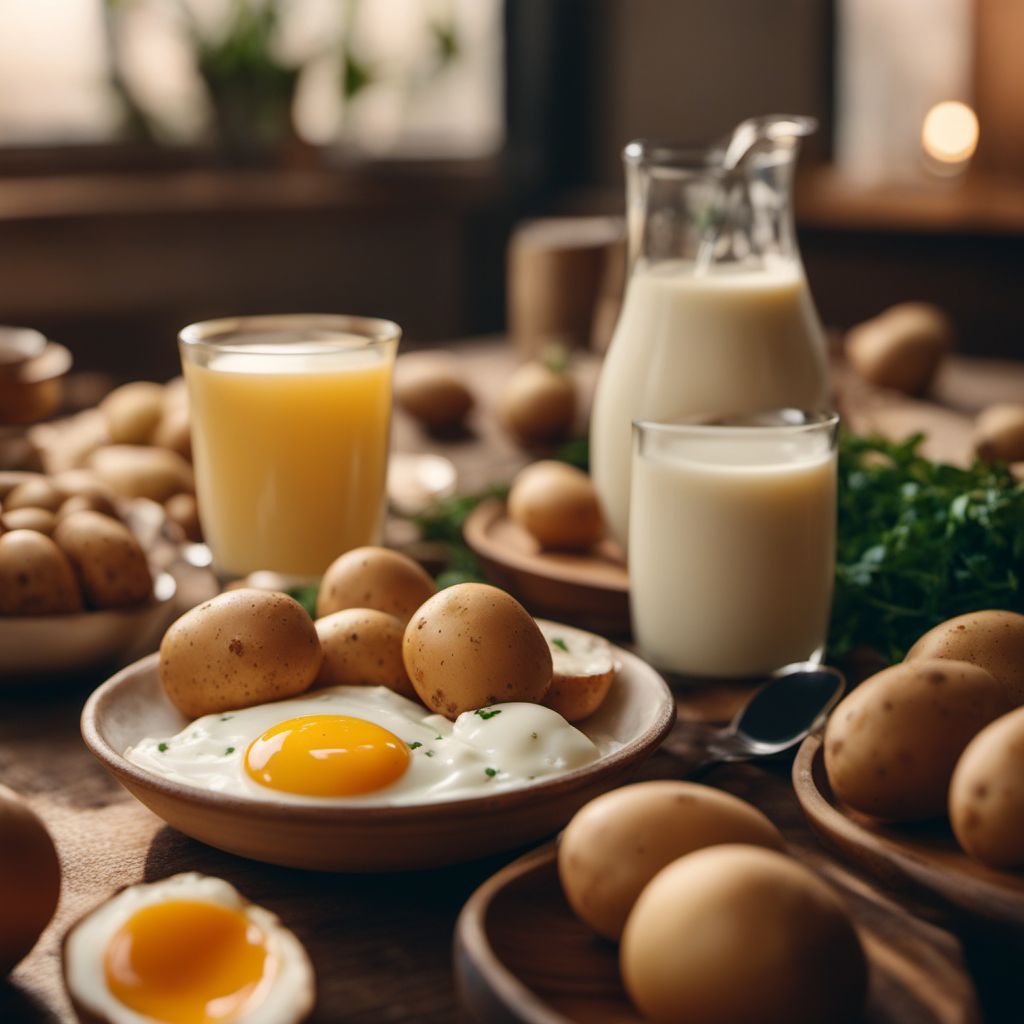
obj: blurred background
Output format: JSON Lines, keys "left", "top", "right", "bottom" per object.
{"left": 0, "top": 0, "right": 1020, "bottom": 381}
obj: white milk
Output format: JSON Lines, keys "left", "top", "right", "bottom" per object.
{"left": 628, "top": 427, "right": 836, "bottom": 678}
{"left": 590, "top": 261, "right": 828, "bottom": 545}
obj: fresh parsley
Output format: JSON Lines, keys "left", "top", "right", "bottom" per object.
{"left": 484, "top": 767, "right": 498, "bottom": 778}
{"left": 157, "top": 742, "right": 168, "bottom": 753}
{"left": 224, "top": 747, "right": 235, "bottom": 755}
{"left": 474, "top": 708, "right": 502, "bottom": 720}
{"left": 408, "top": 741, "right": 423, "bottom": 750}
{"left": 829, "top": 433, "right": 1024, "bottom": 662}
{"left": 551, "top": 637, "right": 569, "bottom": 653}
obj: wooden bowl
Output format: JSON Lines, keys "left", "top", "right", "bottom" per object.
{"left": 793, "top": 735, "right": 1024, "bottom": 930}
{"left": 464, "top": 499, "right": 630, "bottom": 637}
{"left": 454, "top": 842, "right": 982, "bottom": 1024}
{"left": 0, "top": 341, "right": 72, "bottom": 425}
{"left": 80, "top": 633, "right": 675, "bottom": 872}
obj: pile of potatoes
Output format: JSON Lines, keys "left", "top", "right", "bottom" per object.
{"left": 555, "top": 781, "right": 866, "bottom": 1024}
{"left": 0, "top": 472, "right": 153, "bottom": 616}
{"left": 159, "top": 546, "right": 617, "bottom": 724}
{"left": 824, "top": 609, "right": 1024, "bottom": 868}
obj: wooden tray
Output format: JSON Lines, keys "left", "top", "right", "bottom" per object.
{"left": 454, "top": 842, "right": 982, "bottom": 1024}
{"left": 464, "top": 499, "right": 630, "bottom": 637}
{"left": 793, "top": 735, "right": 1024, "bottom": 931}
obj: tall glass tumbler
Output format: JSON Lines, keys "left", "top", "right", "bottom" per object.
{"left": 179, "top": 314, "right": 400, "bottom": 581}
{"left": 629, "top": 410, "right": 839, "bottom": 679}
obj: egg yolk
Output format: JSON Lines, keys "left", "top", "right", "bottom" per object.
{"left": 103, "top": 900, "right": 273, "bottom": 1024}
{"left": 244, "top": 714, "right": 411, "bottom": 796}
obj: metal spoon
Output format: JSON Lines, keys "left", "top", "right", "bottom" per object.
{"left": 675, "top": 662, "right": 846, "bottom": 772}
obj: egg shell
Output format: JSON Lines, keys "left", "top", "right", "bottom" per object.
{"left": 540, "top": 622, "right": 617, "bottom": 722}
{"left": 507, "top": 461, "right": 604, "bottom": 551}
{"left": 316, "top": 546, "right": 436, "bottom": 624}
{"left": 0, "top": 784, "right": 61, "bottom": 975}
{"left": 88, "top": 445, "right": 194, "bottom": 502}
{"left": 558, "top": 781, "right": 784, "bottom": 940}
{"left": 499, "top": 362, "right": 577, "bottom": 444}
{"left": 62, "top": 873, "right": 314, "bottom": 1024}
{"left": 824, "top": 659, "right": 1010, "bottom": 821}
{"left": 4, "top": 477, "right": 63, "bottom": 512}
{"left": 100, "top": 381, "right": 166, "bottom": 445}
{"left": 54, "top": 510, "right": 153, "bottom": 610}
{"left": 906, "top": 610, "right": 1024, "bottom": 706}
{"left": 0, "top": 529, "right": 82, "bottom": 615}
{"left": 314, "top": 608, "right": 416, "bottom": 698}
{"left": 403, "top": 582, "right": 553, "bottom": 719}
{"left": 160, "top": 588, "right": 323, "bottom": 717}
{"left": 949, "top": 706, "right": 1024, "bottom": 868}
{"left": 2, "top": 506, "right": 57, "bottom": 535}
{"left": 620, "top": 845, "right": 866, "bottom": 1024}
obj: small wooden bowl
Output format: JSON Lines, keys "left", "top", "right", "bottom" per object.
{"left": 454, "top": 842, "right": 982, "bottom": 1024}
{"left": 80, "top": 633, "right": 675, "bottom": 872}
{"left": 0, "top": 341, "right": 72, "bottom": 425}
{"left": 793, "top": 735, "right": 1024, "bottom": 930}
{"left": 464, "top": 499, "right": 630, "bottom": 637}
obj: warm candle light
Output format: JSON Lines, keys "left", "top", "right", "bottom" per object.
{"left": 921, "top": 100, "right": 979, "bottom": 165}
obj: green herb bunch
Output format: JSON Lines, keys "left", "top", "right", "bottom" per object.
{"left": 829, "top": 433, "right": 1024, "bottom": 662}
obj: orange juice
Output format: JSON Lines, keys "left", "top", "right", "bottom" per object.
{"left": 181, "top": 318, "right": 398, "bottom": 579}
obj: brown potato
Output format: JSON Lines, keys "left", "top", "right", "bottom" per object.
{"left": 906, "top": 610, "right": 1024, "bottom": 707}
{"left": 0, "top": 530, "right": 82, "bottom": 615}
{"left": 152, "top": 404, "right": 192, "bottom": 460}
{"left": 824, "top": 659, "right": 1010, "bottom": 821}
{"left": 540, "top": 622, "right": 617, "bottom": 721}
{"left": 500, "top": 361, "right": 577, "bottom": 444}
{"left": 1, "top": 507, "right": 57, "bottom": 535}
{"left": 0, "top": 784, "right": 61, "bottom": 975}
{"left": 159, "top": 588, "right": 322, "bottom": 717}
{"left": 845, "top": 302, "right": 953, "bottom": 396}
{"left": 53, "top": 510, "right": 152, "bottom": 610}
{"left": 315, "top": 608, "right": 415, "bottom": 698}
{"left": 88, "top": 445, "right": 194, "bottom": 502}
{"left": 57, "top": 493, "right": 120, "bottom": 521}
{"left": 100, "top": 381, "right": 166, "bottom": 445}
{"left": 4, "top": 477, "right": 63, "bottom": 512}
{"left": 316, "top": 546, "right": 436, "bottom": 624}
{"left": 402, "top": 583, "right": 552, "bottom": 718}
{"left": 621, "top": 845, "right": 866, "bottom": 1024}
{"left": 508, "top": 460, "right": 605, "bottom": 550}
{"left": 164, "top": 492, "right": 202, "bottom": 542}
{"left": 974, "top": 404, "right": 1024, "bottom": 464}
{"left": 949, "top": 706, "right": 1024, "bottom": 868}
{"left": 559, "top": 781, "right": 784, "bottom": 940}
{"left": 394, "top": 354, "right": 474, "bottom": 430}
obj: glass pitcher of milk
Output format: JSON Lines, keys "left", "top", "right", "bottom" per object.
{"left": 590, "top": 115, "right": 829, "bottom": 546}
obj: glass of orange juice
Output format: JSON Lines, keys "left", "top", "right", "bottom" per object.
{"left": 179, "top": 314, "right": 400, "bottom": 580}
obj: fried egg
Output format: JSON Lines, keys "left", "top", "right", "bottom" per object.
{"left": 63, "top": 874, "right": 314, "bottom": 1024}
{"left": 126, "top": 686, "right": 603, "bottom": 805}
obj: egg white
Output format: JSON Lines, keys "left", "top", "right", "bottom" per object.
{"left": 64, "top": 873, "right": 314, "bottom": 1024}
{"left": 127, "top": 686, "right": 603, "bottom": 805}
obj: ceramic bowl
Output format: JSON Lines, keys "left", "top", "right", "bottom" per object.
{"left": 81, "top": 631, "right": 675, "bottom": 872}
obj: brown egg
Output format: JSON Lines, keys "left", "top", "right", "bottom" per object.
{"left": 54, "top": 511, "right": 153, "bottom": 610}
{"left": 315, "top": 608, "right": 416, "bottom": 698}
{"left": 906, "top": 610, "right": 1024, "bottom": 706}
{"left": 0, "top": 784, "right": 61, "bottom": 975}
{"left": 0, "top": 529, "right": 82, "bottom": 615}
{"left": 88, "top": 445, "right": 194, "bottom": 502}
{"left": 160, "top": 589, "right": 322, "bottom": 717}
{"left": 507, "top": 461, "right": 604, "bottom": 551}
{"left": 100, "top": 381, "right": 166, "bottom": 445}
{"left": 394, "top": 354, "right": 475, "bottom": 431}
{"left": 4, "top": 477, "right": 63, "bottom": 513}
{"left": 2, "top": 506, "right": 57, "bottom": 536}
{"left": 620, "top": 845, "right": 866, "bottom": 1024}
{"left": 824, "top": 659, "right": 1009, "bottom": 821}
{"left": 402, "top": 583, "right": 552, "bottom": 718}
{"left": 499, "top": 361, "right": 577, "bottom": 444}
{"left": 558, "top": 781, "right": 784, "bottom": 940}
{"left": 316, "top": 546, "right": 436, "bottom": 624}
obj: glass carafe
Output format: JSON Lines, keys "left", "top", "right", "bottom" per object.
{"left": 590, "top": 115, "right": 829, "bottom": 547}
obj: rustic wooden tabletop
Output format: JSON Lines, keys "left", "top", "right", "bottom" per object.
{"left": 3, "top": 338, "right": 1023, "bottom": 1023}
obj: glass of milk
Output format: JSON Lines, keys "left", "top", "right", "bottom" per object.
{"left": 629, "top": 410, "right": 839, "bottom": 680}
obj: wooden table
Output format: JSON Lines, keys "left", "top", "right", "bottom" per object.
{"left": 3, "top": 339, "right": 1024, "bottom": 1022}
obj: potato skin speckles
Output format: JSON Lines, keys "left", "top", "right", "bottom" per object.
{"left": 160, "top": 588, "right": 321, "bottom": 717}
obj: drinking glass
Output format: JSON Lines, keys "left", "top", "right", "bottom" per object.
{"left": 629, "top": 410, "right": 839, "bottom": 679}
{"left": 179, "top": 314, "right": 400, "bottom": 581}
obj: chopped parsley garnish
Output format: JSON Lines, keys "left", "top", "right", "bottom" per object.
{"left": 530, "top": 732, "right": 538, "bottom": 740}
{"left": 484, "top": 767, "right": 498, "bottom": 778}
{"left": 474, "top": 708, "right": 502, "bottom": 720}
{"left": 551, "top": 637, "right": 570, "bottom": 653}
{"left": 435, "top": 735, "right": 443, "bottom": 741}
{"left": 224, "top": 747, "right": 235, "bottom": 755}
{"left": 157, "top": 742, "right": 168, "bottom": 753}
{"left": 424, "top": 750, "right": 435, "bottom": 758}
{"left": 409, "top": 741, "right": 423, "bottom": 750}
{"left": 219, "top": 715, "right": 234, "bottom": 722}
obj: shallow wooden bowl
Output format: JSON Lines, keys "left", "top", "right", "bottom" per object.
{"left": 454, "top": 842, "right": 982, "bottom": 1024}
{"left": 793, "top": 735, "right": 1024, "bottom": 930}
{"left": 81, "top": 632, "right": 675, "bottom": 872}
{"left": 464, "top": 499, "right": 630, "bottom": 636}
